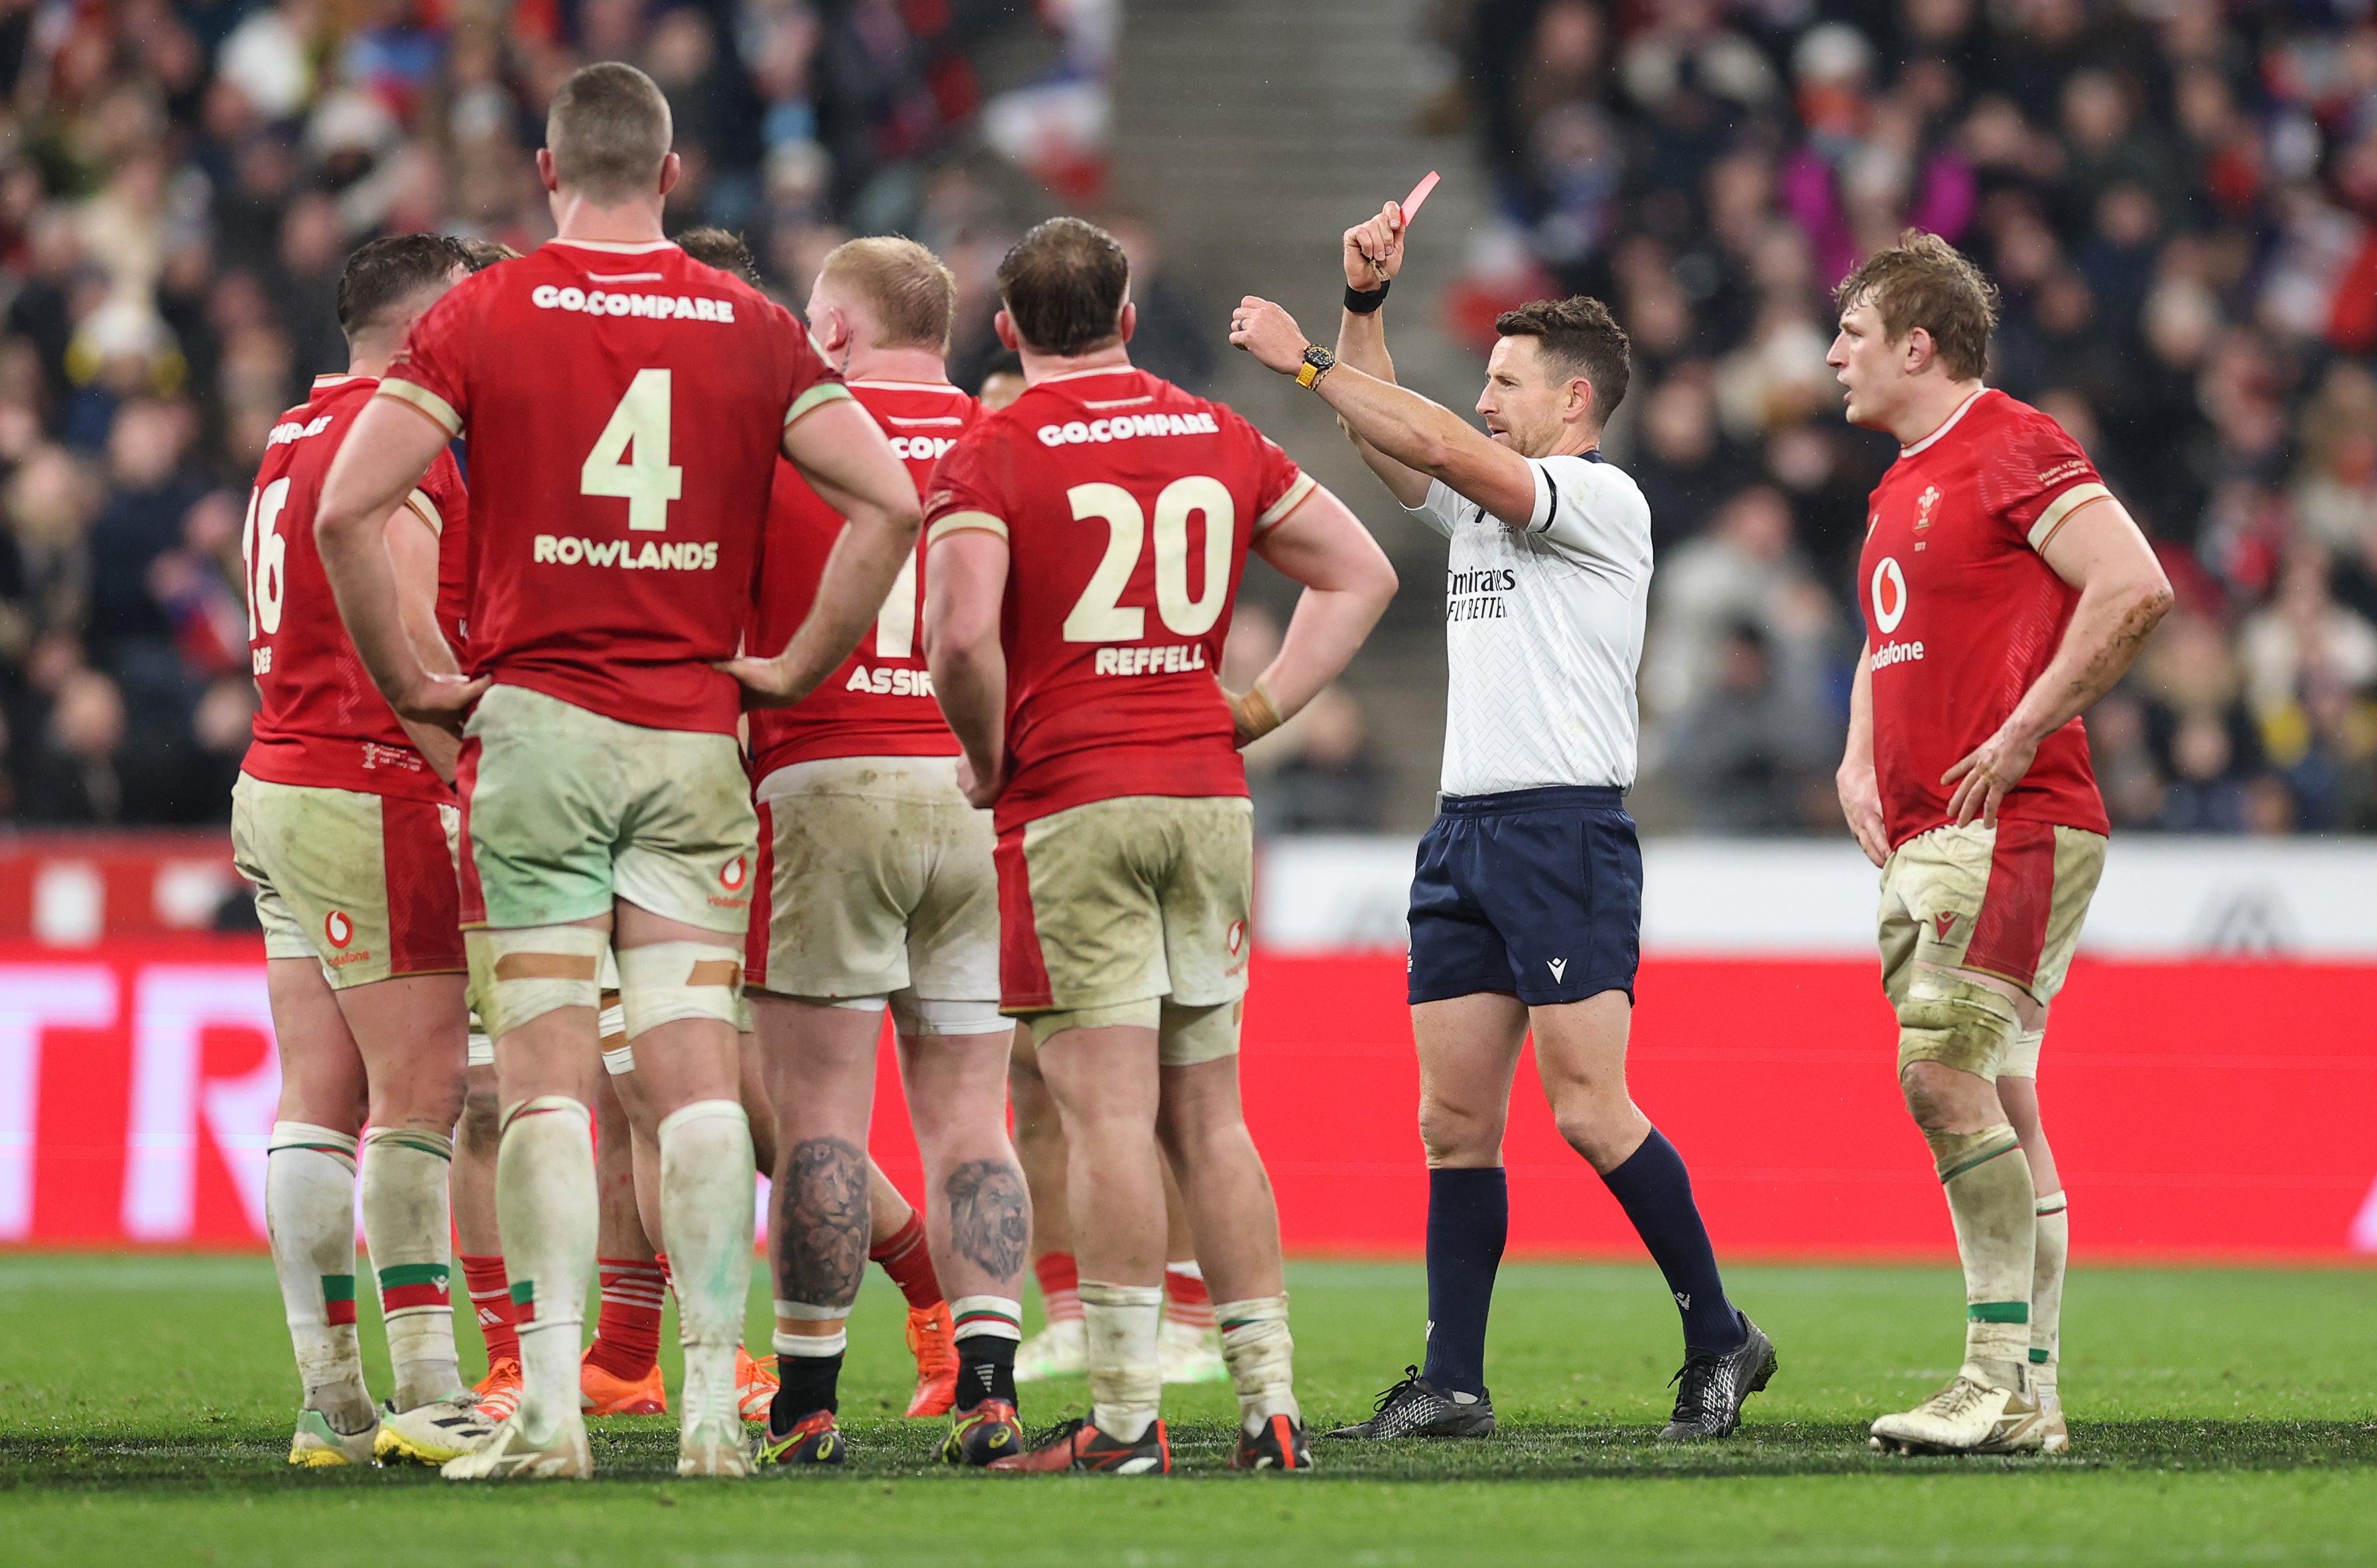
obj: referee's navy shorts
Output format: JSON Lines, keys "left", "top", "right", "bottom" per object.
{"left": 1406, "top": 785, "right": 1642, "bottom": 1008}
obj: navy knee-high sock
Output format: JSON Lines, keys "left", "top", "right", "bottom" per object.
{"left": 1599, "top": 1129, "right": 1745, "bottom": 1354}
{"left": 1420, "top": 1167, "right": 1507, "bottom": 1396}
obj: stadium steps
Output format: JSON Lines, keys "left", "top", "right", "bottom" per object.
{"left": 1113, "top": 0, "right": 1491, "bottom": 826}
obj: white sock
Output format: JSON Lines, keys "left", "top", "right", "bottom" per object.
{"left": 2033, "top": 1191, "right": 2069, "bottom": 1396}
{"left": 1215, "top": 1294, "right": 1300, "bottom": 1435}
{"left": 1079, "top": 1281, "right": 1164, "bottom": 1443}
{"left": 658, "top": 1099, "right": 755, "bottom": 1436}
{"left": 266, "top": 1122, "right": 372, "bottom": 1433}
{"left": 362, "top": 1126, "right": 461, "bottom": 1410}
{"left": 498, "top": 1096, "right": 596, "bottom": 1445}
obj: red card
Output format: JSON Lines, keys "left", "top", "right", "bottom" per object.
{"left": 1398, "top": 170, "right": 1441, "bottom": 225}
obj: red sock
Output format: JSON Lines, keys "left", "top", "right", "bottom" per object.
{"left": 869, "top": 1211, "right": 942, "bottom": 1310}
{"left": 584, "top": 1257, "right": 666, "bottom": 1380}
{"left": 1164, "top": 1261, "right": 1214, "bottom": 1331}
{"left": 460, "top": 1254, "right": 520, "bottom": 1364}
{"left": 1035, "top": 1251, "right": 1082, "bottom": 1325}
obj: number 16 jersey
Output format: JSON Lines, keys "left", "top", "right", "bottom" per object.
{"left": 382, "top": 239, "right": 847, "bottom": 736}
{"left": 922, "top": 365, "right": 1314, "bottom": 833}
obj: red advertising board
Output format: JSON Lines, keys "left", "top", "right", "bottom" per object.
{"left": 5, "top": 941, "right": 2373, "bottom": 1259}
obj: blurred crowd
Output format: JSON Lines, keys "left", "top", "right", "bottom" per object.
{"left": 0, "top": 0, "right": 1166, "bottom": 826}
{"left": 1440, "top": 0, "right": 2377, "bottom": 835}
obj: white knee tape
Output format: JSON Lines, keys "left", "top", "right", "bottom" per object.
{"left": 466, "top": 1031, "right": 494, "bottom": 1069}
{"left": 470, "top": 925, "right": 608, "bottom": 1043}
{"left": 891, "top": 994, "right": 1010, "bottom": 1037}
{"left": 600, "top": 1043, "right": 637, "bottom": 1077}
{"left": 616, "top": 941, "right": 744, "bottom": 1039}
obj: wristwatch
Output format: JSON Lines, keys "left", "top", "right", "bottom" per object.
{"left": 1296, "top": 344, "right": 1337, "bottom": 388}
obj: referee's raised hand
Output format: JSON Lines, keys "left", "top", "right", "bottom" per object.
{"left": 1345, "top": 200, "right": 1408, "bottom": 288}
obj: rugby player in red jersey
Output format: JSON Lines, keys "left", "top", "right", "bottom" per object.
{"left": 234, "top": 233, "right": 492, "bottom": 1469}
{"left": 727, "top": 233, "right": 1032, "bottom": 1468}
{"left": 314, "top": 63, "right": 919, "bottom": 1481}
{"left": 924, "top": 218, "right": 1398, "bottom": 1472}
{"left": 1828, "top": 232, "right": 2171, "bottom": 1456}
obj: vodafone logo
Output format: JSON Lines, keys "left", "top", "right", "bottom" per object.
{"left": 1871, "top": 556, "right": 1909, "bottom": 634}
{"left": 719, "top": 856, "right": 748, "bottom": 892}
{"left": 1226, "top": 919, "right": 1245, "bottom": 956}
{"left": 324, "top": 911, "right": 354, "bottom": 950}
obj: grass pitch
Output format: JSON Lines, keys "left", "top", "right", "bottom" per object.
{"left": 2, "top": 1254, "right": 2372, "bottom": 1565}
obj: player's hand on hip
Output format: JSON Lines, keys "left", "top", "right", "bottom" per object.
{"left": 394, "top": 672, "right": 488, "bottom": 735}
{"left": 717, "top": 653, "right": 806, "bottom": 709}
{"left": 1344, "top": 201, "right": 1407, "bottom": 288}
{"left": 1836, "top": 760, "right": 1889, "bottom": 868}
{"left": 1230, "top": 298, "right": 1308, "bottom": 374}
{"left": 1942, "top": 726, "right": 2039, "bottom": 828}
{"left": 956, "top": 750, "right": 1004, "bottom": 809}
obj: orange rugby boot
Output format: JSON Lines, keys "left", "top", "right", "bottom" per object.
{"left": 580, "top": 1348, "right": 667, "bottom": 1416}
{"left": 472, "top": 1357, "right": 523, "bottom": 1425}
{"left": 736, "top": 1345, "right": 779, "bottom": 1423}
{"left": 905, "top": 1302, "right": 959, "bottom": 1418}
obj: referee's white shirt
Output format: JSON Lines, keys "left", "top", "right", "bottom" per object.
{"left": 1404, "top": 452, "right": 1653, "bottom": 797}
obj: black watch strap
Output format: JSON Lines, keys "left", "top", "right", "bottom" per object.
{"left": 1344, "top": 280, "right": 1390, "bottom": 314}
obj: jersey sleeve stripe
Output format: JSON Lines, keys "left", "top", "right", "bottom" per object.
{"left": 377, "top": 377, "right": 462, "bottom": 437}
{"left": 783, "top": 381, "right": 854, "bottom": 427}
{"left": 1254, "top": 472, "right": 1318, "bottom": 533}
{"left": 2026, "top": 482, "right": 2113, "bottom": 553}
{"left": 927, "top": 511, "right": 1007, "bottom": 545}
{"left": 402, "top": 488, "right": 442, "bottom": 537}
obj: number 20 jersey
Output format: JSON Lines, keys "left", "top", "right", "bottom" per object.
{"left": 382, "top": 239, "right": 847, "bottom": 736}
{"left": 922, "top": 365, "right": 1314, "bottom": 833}
{"left": 746, "top": 380, "right": 977, "bottom": 779}
{"left": 1858, "top": 387, "right": 2112, "bottom": 848}
{"left": 241, "top": 373, "right": 467, "bottom": 805}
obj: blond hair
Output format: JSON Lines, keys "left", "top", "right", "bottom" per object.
{"left": 820, "top": 236, "right": 958, "bottom": 353}
{"left": 1834, "top": 229, "right": 2000, "bottom": 381}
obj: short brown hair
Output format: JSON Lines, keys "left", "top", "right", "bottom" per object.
{"left": 452, "top": 237, "right": 521, "bottom": 273}
{"left": 1495, "top": 296, "right": 1631, "bottom": 424}
{"left": 822, "top": 236, "right": 957, "bottom": 352}
{"left": 336, "top": 233, "right": 468, "bottom": 341}
{"left": 1833, "top": 229, "right": 1999, "bottom": 381}
{"left": 996, "top": 218, "right": 1128, "bottom": 357}
{"left": 546, "top": 62, "right": 672, "bottom": 205}
{"left": 675, "top": 226, "right": 760, "bottom": 283}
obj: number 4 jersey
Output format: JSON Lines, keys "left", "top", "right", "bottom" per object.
{"left": 381, "top": 239, "right": 847, "bottom": 735}
{"left": 746, "top": 379, "right": 978, "bottom": 779}
{"left": 922, "top": 365, "right": 1314, "bottom": 832}
{"left": 241, "top": 373, "right": 467, "bottom": 804}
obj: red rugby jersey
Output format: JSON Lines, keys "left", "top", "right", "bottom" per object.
{"left": 1859, "top": 388, "right": 2113, "bottom": 848}
{"left": 922, "top": 365, "right": 1315, "bottom": 833}
{"left": 746, "top": 380, "right": 977, "bottom": 778}
{"left": 381, "top": 239, "right": 847, "bottom": 735}
{"left": 240, "top": 373, "right": 468, "bottom": 803}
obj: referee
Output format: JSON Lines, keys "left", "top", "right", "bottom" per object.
{"left": 1229, "top": 201, "right": 1776, "bottom": 1442}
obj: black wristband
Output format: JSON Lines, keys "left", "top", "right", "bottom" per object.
{"left": 1344, "top": 281, "right": 1390, "bottom": 314}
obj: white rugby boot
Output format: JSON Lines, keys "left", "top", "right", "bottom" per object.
{"left": 288, "top": 1406, "right": 379, "bottom": 1467}
{"left": 1869, "top": 1358, "right": 2047, "bottom": 1455}
{"left": 677, "top": 1352, "right": 755, "bottom": 1477}
{"left": 1015, "top": 1317, "right": 1086, "bottom": 1382}
{"left": 2035, "top": 1372, "right": 2069, "bottom": 1454}
{"left": 374, "top": 1393, "right": 497, "bottom": 1466}
{"left": 440, "top": 1411, "right": 592, "bottom": 1480}
{"left": 1158, "top": 1317, "right": 1229, "bottom": 1384}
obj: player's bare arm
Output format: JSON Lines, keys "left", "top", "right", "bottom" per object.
{"left": 920, "top": 527, "right": 1008, "bottom": 807}
{"left": 383, "top": 502, "right": 464, "bottom": 779}
{"left": 1940, "top": 497, "right": 2173, "bottom": 826}
{"left": 722, "top": 397, "right": 923, "bottom": 708}
{"left": 1233, "top": 297, "right": 1535, "bottom": 523}
{"left": 316, "top": 395, "right": 489, "bottom": 732}
{"left": 1227, "top": 484, "right": 1398, "bottom": 746}
{"left": 1836, "top": 643, "right": 1889, "bottom": 867}
{"left": 1329, "top": 202, "right": 1432, "bottom": 507}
